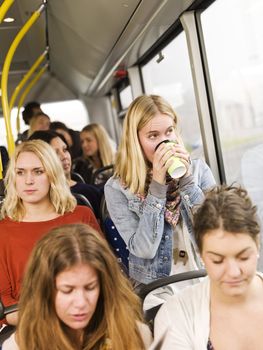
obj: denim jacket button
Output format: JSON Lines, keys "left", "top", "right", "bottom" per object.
{"left": 184, "top": 195, "right": 189, "bottom": 200}
{"left": 156, "top": 203, "right": 162, "bottom": 209}
{"left": 163, "top": 256, "right": 168, "bottom": 261}
{"left": 165, "top": 235, "right": 169, "bottom": 240}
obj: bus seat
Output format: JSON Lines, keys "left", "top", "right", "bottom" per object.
{"left": 72, "top": 192, "right": 94, "bottom": 212}
{"left": 100, "top": 195, "right": 129, "bottom": 275}
{"left": 71, "top": 171, "right": 85, "bottom": 184}
{"left": 0, "top": 301, "right": 17, "bottom": 346}
{"left": 135, "top": 269, "right": 207, "bottom": 324}
{"left": 91, "top": 164, "right": 114, "bottom": 185}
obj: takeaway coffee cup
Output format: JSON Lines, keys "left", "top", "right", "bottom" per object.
{"left": 155, "top": 140, "right": 187, "bottom": 178}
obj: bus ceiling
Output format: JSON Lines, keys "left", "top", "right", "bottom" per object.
{"left": 0, "top": 0, "right": 204, "bottom": 103}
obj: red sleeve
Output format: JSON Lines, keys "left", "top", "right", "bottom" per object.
{"left": 0, "top": 233, "right": 17, "bottom": 326}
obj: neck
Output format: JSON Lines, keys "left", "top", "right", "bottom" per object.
{"left": 210, "top": 274, "right": 262, "bottom": 306}
{"left": 89, "top": 154, "right": 102, "bottom": 169}
{"left": 22, "top": 200, "right": 57, "bottom": 222}
{"left": 67, "top": 174, "right": 76, "bottom": 187}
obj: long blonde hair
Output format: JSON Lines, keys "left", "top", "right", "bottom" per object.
{"left": 81, "top": 124, "right": 115, "bottom": 167}
{"left": 17, "top": 224, "right": 145, "bottom": 350}
{"left": 114, "top": 95, "right": 179, "bottom": 194}
{"left": 1, "top": 140, "right": 76, "bottom": 221}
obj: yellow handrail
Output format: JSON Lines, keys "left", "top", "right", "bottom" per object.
{"left": 16, "top": 63, "right": 48, "bottom": 132}
{"left": 0, "top": 0, "right": 14, "bottom": 23}
{"left": 9, "top": 49, "right": 48, "bottom": 118}
{"left": 1, "top": 3, "right": 46, "bottom": 155}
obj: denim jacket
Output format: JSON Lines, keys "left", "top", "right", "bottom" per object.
{"left": 105, "top": 159, "right": 216, "bottom": 284}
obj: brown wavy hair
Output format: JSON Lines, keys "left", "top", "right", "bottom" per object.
{"left": 17, "top": 223, "right": 145, "bottom": 350}
{"left": 193, "top": 184, "right": 260, "bottom": 252}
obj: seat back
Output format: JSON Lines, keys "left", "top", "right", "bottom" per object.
{"left": 0, "top": 301, "right": 18, "bottom": 345}
{"left": 91, "top": 164, "right": 114, "bottom": 185}
{"left": 72, "top": 192, "right": 94, "bottom": 212}
{"left": 71, "top": 171, "right": 85, "bottom": 184}
{"left": 135, "top": 269, "right": 207, "bottom": 323}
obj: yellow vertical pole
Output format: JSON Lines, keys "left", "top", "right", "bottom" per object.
{"left": 1, "top": 3, "right": 46, "bottom": 155}
{"left": 9, "top": 49, "right": 48, "bottom": 116}
{"left": 16, "top": 64, "right": 48, "bottom": 130}
{"left": 0, "top": 0, "right": 14, "bottom": 23}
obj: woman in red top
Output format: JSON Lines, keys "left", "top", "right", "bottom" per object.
{"left": 0, "top": 140, "right": 101, "bottom": 326}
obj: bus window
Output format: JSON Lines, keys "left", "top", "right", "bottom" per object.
{"left": 0, "top": 100, "right": 89, "bottom": 148}
{"left": 119, "top": 85, "right": 133, "bottom": 110}
{"left": 141, "top": 32, "right": 204, "bottom": 160}
{"left": 201, "top": 0, "right": 263, "bottom": 185}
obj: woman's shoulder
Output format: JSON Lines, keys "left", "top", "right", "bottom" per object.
{"left": 159, "top": 277, "right": 210, "bottom": 313}
{"left": 137, "top": 321, "right": 153, "bottom": 349}
{"left": 2, "top": 333, "right": 18, "bottom": 350}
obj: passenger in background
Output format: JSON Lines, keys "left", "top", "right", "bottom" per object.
{"left": 16, "top": 101, "right": 42, "bottom": 143}
{"left": 27, "top": 112, "right": 50, "bottom": 137}
{"left": 0, "top": 140, "right": 101, "bottom": 327}
{"left": 152, "top": 185, "right": 263, "bottom": 350}
{"left": 73, "top": 123, "right": 115, "bottom": 185}
{"left": 105, "top": 95, "right": 215, "bottom": 301}
{"left": 29, "top": 130, "right": 103, "bottom": 219}
{"left": 2, "top": 223, "right": 152, "bottom": 350}
{"left": 50, "top": 121, "right": 82, "bottom": 160}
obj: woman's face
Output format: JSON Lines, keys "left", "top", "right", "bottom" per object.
{"left": 55, "top": 263, "right": 100, "bottom": 332}
{"left": 15, "top": 151, "right": 50, "bottom": 205}
{"left": 56, "top": 129, "right": 73, "bottom": 147}
{"left": 201, "top": 229, "right": 259, "bottom": 298}
{"left": 138, "top": 113, "right": 176, "bottom": 163}
{"left": 50, "top": 137, "right": 72, "bottom": 177}
{"left": 80, "top": 131, "right": 98, "bottom": 158}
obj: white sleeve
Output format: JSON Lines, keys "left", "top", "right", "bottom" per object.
{"left": 151, "top": 296, "right": 194, "bottom": 350}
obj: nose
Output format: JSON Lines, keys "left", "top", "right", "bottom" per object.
{"left": 226, "top": 259, "right": 241, "bottom": 278}
{"left": 25, "top": 172, "right": 34, "bottom": 184}
{"left": 73, "top": 290, "right": 88, "bottom": 309}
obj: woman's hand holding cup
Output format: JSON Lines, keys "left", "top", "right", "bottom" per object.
{"left": 153, "top": 140, "right": 191, "bottom": 184}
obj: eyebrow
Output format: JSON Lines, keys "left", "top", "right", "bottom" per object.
{"left": 206, "top": 247, "right": 252, "bottom": 257}
{"left": 15, "top": 167, "right": 44, "bottom": 171}
{"left": 58, "top": 279, "right": 99, "bottom": 287}
{"left": 146, "top": 125, "right": 174, "bottom": 135}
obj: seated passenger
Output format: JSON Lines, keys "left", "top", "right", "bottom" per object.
{"left": 73, "top": 123, "right": 115, "bottom": 185}
{"left": 2, "top": 223, "right": 152, "bottom": 350}
{"left": 27, "top": 112, "right": 50, "bottom": 137}
{"left": 16, "top": 101, "right": 42, "bottom": 143}
{"left": 29, "top": 130, "right": 103, "bottom": 219}
{"left": 152, "top": 185, "right": 263, "bottom": 350}
{"left": 50, "top": 121, "right": 82, "bottom": 160}
{"left": 105, "top": 95, "right": 215, "bottom": 299}
{"left": 0, "top": 140, "right": 101, "bottom": 327}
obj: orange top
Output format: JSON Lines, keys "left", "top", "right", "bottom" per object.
{"left": 0, "top": 205, "right": 101, "bottom": 325}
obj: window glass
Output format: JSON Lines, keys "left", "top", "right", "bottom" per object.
{"left": 201, "top": 0, "right": 263, "bottom": 186}
{"left": 119, "top": 85, "right": 133, "bottom": 110}
{"left": 141, "top": 32, "right": 204, "bottom": 159}
{"left": 0, "top": 100, "right": 88, "bottom": 148}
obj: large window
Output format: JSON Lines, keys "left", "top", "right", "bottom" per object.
{"left": 201, "top": 0, "right": 263, "bottom": 185}
{"left": 141, "top": 33, "right": 204, "bottom": 159}
{"left": 0, "top": 100, "right": 88, "bottom": 148}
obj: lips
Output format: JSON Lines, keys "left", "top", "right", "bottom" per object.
{"left": 71, "top": 313, "right": 88, "bottom": 322}
{"left": 223, "top": 280, "right": 244, "bottom": 286}
{"left": 24, "top": 190, "right": 36, "bottom": 194}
